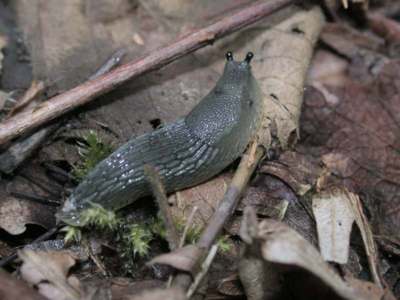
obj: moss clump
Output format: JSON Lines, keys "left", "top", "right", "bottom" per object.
{"left": 122, "top": 224, "right": 153, "bottom": 258}
{"left": 73, "top": 131, "right": 113, "bottom": 180}
{"left": 79, "top": 204, "right": 120, "bottom": 230}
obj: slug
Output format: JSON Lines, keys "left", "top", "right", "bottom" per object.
{"left": 58, "top": 52, "right": 262, "bottom": 226}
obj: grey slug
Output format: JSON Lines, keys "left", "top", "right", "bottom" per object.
{"left": 58, "top": 52, "right": 262, "bottom": 226}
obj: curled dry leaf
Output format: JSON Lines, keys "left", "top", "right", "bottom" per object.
{"left": 344, "top": 190, "right": 383, "bottom": 288}
{"left": 239, "top": 207, "right": 375, "bottom": 300}
{"left": 312, "top": 188, "right": 355, "bottom": 264}
{"left": 148, "top": 245, "right": 204, "bottom": 276}
{"left": 19, "top": 250, "right": 81, "bottom": 300}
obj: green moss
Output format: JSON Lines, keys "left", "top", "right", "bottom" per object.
{"left": 61, "top": 225, "right": 82, "bottom": 243}
{"left": 149, "top": 215, "right": 167, "bottom": 239}
{"left": 73, "top": 131, "right": 114, "bottom": 180}
{"left": 123, "top": 224, "right": 153, "bottom": 258}
{"left": 217, "top": 235, "right": 232, "bottom": 253}
{"left": 79, "top": 204, "right": 120, "bottom": 230}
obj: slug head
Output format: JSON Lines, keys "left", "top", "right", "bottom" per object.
{"left": 221, "top": 51, "right": 255, "bottom": 85}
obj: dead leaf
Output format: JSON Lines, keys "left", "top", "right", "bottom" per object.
{"left": 111, "top": 279, "right": 163, "bottom": 300}
{"left": 301, "top": 60, "right": 400, "bottom": 246}
{"left": 19, "top": 250, "right": 81, "bottom": 300}
{"left": 239, "top": 174, "right": 294, "bottom": 218}
{"left": 0, "top": 174, "right": 56, "bottom": 235}
{"left": 344, "top": 190, "right": 383, "bottom": 288}
{"left": 344, "top": 277, "right": 386, "bottom": 300}
{"left": 240, "top": 207, "right": 376, "bottom": 300}
{"left": 261, "top": 151, "right": 322, "bottom": 196}
{"left": 169, "top": 174, "right": 230, "bottom": 235}
{"left": 125, "top": 287, "right": 186, "bottom": 300}
{"left": 147, "top": 245, "right": 204, "bottom": 276}
{"left": 312, "top": 188, "right": 355, "bottom": 264}
{"left": 320, "top": 23, "right": 388, "bottom": 83}
{"left": 321, "top": 23, "right": 384, "bottom": 58}
{"left": 217, "top": 273, "right": 244, "bottom": 297}
{"left": 0, "top": 270, "right": 47, "bottom": 300}
{"left": 307, "top": 49, "right": 349, "bottom": 87}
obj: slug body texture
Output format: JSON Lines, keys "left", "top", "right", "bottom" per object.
{"left": 59, "top": 53, "right": 262, "bottom": 226}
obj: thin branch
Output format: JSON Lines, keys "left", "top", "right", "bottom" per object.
{"left": 186, "top": 244, "right": 219, "bottom": 298}
{"left": 179, "top": 206, "right": 198, "bottom": 248}
{"left": 198, "top": 144, "right": 264, "bottom": 249}
{"left": 144, "top": 165, "right": 180, "bottom": 251}
{"left": 6, "top": 80, "right": 45, "bottom": 118}
{"left": 172, "top": 143, "right": 264, "bottom": 290}
{"left": 0, "top": 0, "right": 294, "bottom": 146}
{"left": 0, "top": 48, "right": 127, "bottom": 174}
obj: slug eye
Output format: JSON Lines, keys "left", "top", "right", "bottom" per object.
{"left": 244, "top": 52, "right": 254, "bottom": 64}
{"left": 225, "top": 51, "right": 233, "bottom": 61}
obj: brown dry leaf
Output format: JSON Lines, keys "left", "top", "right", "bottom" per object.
{"left": 239, "top": 208, "right": 376, "bottom": 300}
{"left": 148, "top": 245, "right": 204, "bottom": 276}
{"left": 261, "top": 151, "right": 322, "bottom": 196}
{"left": 321, "top": 23, "right": 384, "bottom": 58}
{"left": 320, "top": 23, "right": 388, "bottom": 83}
{"left": 257, "top": 220, "right": 363, "bottom": 300}
{"left": 344, "top": 277, "right": 389, "bottom": 300}
{"left": 169, "top": 174, "right": 230, "bottom": 233}
{"left": 307, "top": 49, "right": 349, "bottom": 87}
{"left": 0, "top": 178, "right": 56, "bottom": 235}
{"left": 300, "top": 60, "right": 400, "bottom": 245}
{"left": 312, "top": 188, "right": 355, "bottom": 264}
{"left": 239, "top": 174, "right": 296, "bottom": 218}
{"left": 111, "top": 279, "right": 163, "bottom": 300}
{"left": 0, "top": 270, "right": 47, "bottom": 300}
{"left": 125, "top": 287, "right": 186, "bottom": 300}
{"left": 344, "top": 190, "right": 383, "bottom": 288}
{"left": 217, "top": 273, "right": 244, "bottom": 297}
{"left": 19, "top": 250, "right": 81, "bottom": 300}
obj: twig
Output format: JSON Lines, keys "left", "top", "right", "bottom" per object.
{"left": 172, "top": 143, "right": 264, "bottom": 290}
{"left": 0, "top": 48, "right": 127, "bottom": 174}
{"left": 88, "top": 48, "right": 127, "bottom": 80}
{"left": 166, "top": 206, "right": 199, "bottom": 288}
{"left": 6, "top": 80, "right": 45, "bottom": 118}
{"left": 198, "top": 144, "right": 264, "bottom": 249}
{"left": 144, "top": 165, "right": 180, "bottom": 250}
{"left": 179, "top": 206, "right": 198, "bottom": 248}
{"left": 186, "top": 244, "right": 219, "bottom": 298}
{"left": 0, "top": 0, "right": 294, "bottom": 146}
{"left": 7, "top": 190, "right": 60, "bottom": 207}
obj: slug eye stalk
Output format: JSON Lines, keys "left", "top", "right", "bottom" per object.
{"left": 225, "top": 51, "right": 233, "bottom": 61}
{"left": 244, "top": 52, "right": 254, "bottom": 63}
